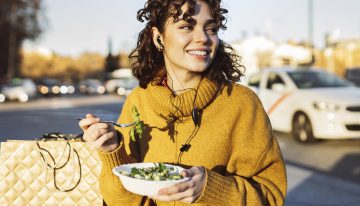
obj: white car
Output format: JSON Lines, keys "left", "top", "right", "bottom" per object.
{"left": 245, "top": 67, "right": 360, "bottom": 143}
{"left": 0, "top": 91, "right": 5, "bottom": 103}
{"left": 2, "top": 78, "right": 37, "bottom": 102}
{"left": 105, "top": 77, "right": 139, "bottom": 96}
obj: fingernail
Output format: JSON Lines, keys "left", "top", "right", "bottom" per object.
{"left": 95, "top": 118, "right": 100, "bottom": 121}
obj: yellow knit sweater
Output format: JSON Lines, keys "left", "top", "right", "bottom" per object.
{"left": 97, "top": 78, "right": 287, "bottom": 206}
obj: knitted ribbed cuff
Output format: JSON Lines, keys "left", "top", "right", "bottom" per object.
{"left": 196, "top": 168, "right": 238, "bottom": 204}
{"left": 97, "top": 141, "right": 133, "bottom": 173}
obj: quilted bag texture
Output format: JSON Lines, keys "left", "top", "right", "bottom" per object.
{"left": 0, "top": 140, "right": 103, "bottom": 205}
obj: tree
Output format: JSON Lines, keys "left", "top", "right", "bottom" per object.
{"left": 0, "top": 0, "right": 46, "bottom": 83}
{"left": 21, "top": 50, "right": 105, "bottom": 82}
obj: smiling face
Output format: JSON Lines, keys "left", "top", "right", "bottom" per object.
{"left": 154, "top": 0, "right": 219, "bottom": 78}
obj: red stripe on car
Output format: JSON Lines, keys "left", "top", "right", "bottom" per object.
{"left": 267, "top": 92, "right": 292, "bottom": 115}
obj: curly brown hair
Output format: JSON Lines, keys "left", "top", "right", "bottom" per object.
{"left": 129, "top": 0, "right": 245, "bottom": 88}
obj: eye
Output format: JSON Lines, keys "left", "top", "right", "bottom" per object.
{"left": 179, "top": 25, "right": 194, "bottom": 31}
{"left": 206, "top": 27, "right": 218, "bottom": 35}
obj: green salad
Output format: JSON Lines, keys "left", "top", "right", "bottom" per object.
{"left": 119, "top": 163, "right": 184, "bottom": 181}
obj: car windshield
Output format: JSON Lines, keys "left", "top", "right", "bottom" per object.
{"left": 123, "top": 78, "right": 138, "bottom": 88}
{"left": 287, "top": 70, "right": 351, "bottom": 88}
{"left": 41, "top": 78, "right": 61, "bottom": 86}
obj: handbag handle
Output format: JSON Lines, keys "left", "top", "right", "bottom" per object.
{"left": 53, "top": 148, "right": 82, "bottom": 192}
{"left": 36, "top": 141, "right": 71, "bottom": 169}
{"left": 36, "top": 132, "right": 84, "bottom": 141}
{"left": 36, "top": 139, "right": 82, "bottom": 192}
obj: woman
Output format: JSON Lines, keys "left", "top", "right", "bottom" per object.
{"left": 79, "top": 0, "right": 287, "bottom": 205}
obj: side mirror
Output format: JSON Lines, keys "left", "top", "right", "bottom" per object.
{"left": 271, "top": 83, "right": 286, "bottom": 92}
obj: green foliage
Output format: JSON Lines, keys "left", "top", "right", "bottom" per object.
{"left": 129, "top": 105, "right": 144, "bottom": 141}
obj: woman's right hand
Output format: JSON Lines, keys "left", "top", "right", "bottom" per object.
{"left": 79, "top": 113, "right": 120, "bottom": 152}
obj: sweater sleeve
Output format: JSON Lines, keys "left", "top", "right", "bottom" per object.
{"left": 196, "top": 91, "right": 287, "bottom": 205}
{"left": 96, "top": 94, "right": 145, "bottom": 206}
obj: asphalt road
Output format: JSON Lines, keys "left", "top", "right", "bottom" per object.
{"left": 1, "top": 95, "right": 359, "bottom": 201}
{"left": 0, "top": 95, "right": 124, "bottom": 140}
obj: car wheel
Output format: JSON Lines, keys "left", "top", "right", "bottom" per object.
{"left": 292, "top": 113, "right": 315, "bottom": 143}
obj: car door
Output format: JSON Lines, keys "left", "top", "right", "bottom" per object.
{"left": 258, "top": 71, "right": 293, "bottom": 130}
{"left": 246, "top": 72, "right": 262, "bottom": 94}
{"left": 258, "top": 72, "right": 287, "bottom": 112}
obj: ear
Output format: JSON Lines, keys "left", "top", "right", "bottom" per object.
{"left": 151, "top": 27, "right": 163, "bottom": 48}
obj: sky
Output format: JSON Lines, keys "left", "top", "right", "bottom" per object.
{"left": 24, "top": 0, "right": 360, "bottom": 56}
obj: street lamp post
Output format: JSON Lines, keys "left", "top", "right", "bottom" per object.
{"left": 308, "top": 0, "right": 314, "bottom": 47}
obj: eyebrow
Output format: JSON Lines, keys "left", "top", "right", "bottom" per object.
{"left": 178, "top": 17, "right": 217, "bottom": 26}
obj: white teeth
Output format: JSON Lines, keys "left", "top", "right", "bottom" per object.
{"left": 187, "top": 50, "right": 208, "bottom": 56}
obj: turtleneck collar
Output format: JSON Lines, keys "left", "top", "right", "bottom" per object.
{"left": 146, "top": 78, "right": 220, "bottom": 118}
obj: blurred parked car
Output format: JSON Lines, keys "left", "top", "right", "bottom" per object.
{"left": 2, "top": 78, "right": 37, "bottom": 102}
{"left": 245, "top": 67, "right": 360, "bottom": 143}
{"left": 60, "top": 82, "right": 76, "bottom": 95}
{"left": 36, "top": 78, "right": 75, "bottom": 96}
{"left": 0, "top": 87, "right": 5, "bottom": 103}
{"left": 105, "top": 77, "right": 138, "bottom": 96}
{"left": 78, "top": 79, "right": 105, "bottom": 95}
{"left": 345, "top": 67, "right": 360, "bottom": 86}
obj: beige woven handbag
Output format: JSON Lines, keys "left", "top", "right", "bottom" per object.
{"left": 0, "top": 133, "right": 103, "bottom": 205}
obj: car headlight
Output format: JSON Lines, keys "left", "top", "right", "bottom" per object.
{"left": 60, "top": 85, "right": 68, "bottom": 94}
{"left": 313, "top": 101, "right": 340, "bottom": 111}
{"left": 67, "top": 86, "right": 75, "bottom": 94}
{"left": 97, "top": 86, "right": 105, "bottom": 94}
{"left": 52, "top": 86, "right": 60, "bottom": 94}
{"left": 0, "top": 94, "right": 5, "bottom": 102}
{"left": 19, "top": 94, "right": 29, "bottom": 103}
{"left": 117, "top": 87, "right": 126, "bottom": 96}
{"left": 39, "top": 86, "right": 49, "bottom": 94}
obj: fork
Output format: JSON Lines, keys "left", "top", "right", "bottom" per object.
{"left": 77, "top": 118, "right": 135, "bottom": 128}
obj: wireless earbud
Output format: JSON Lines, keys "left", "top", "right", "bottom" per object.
{"left": 157, "top": 36, "right": 163, "bottom": 47}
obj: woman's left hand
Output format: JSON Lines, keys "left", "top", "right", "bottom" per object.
{"left": 152, "top": 166, "right": 206, "bottom": 203}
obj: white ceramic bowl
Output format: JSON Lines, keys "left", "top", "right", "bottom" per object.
{"left": 112, "top": 163, "right": 190, "bottom": 197}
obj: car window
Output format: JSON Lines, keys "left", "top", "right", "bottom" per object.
{"left": 346, "top": 68, "right": 360, "bottom": 77}
{"left": 9, "top": 78, "right": 23, "bottom": 87}
{"left": 248, "top": 73, "right": 261, "bottom": 88}
{"left": 125, "top": 78, "right": 139, "bottom": 88}
{"left": 287, "top": 70, "right": 350, "bottom": 88}
{"left": 345, "top": 68, "right": 360, "bottom": 86}
{"left": 266, "top": 72, "right": 285, "bottom": 90}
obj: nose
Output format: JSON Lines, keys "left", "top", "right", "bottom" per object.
{"left": 194, "top": 28, "right": 209, "bottom": 44}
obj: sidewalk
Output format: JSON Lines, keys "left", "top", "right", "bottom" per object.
{"left": 0, "top": 95, "right": 123, "bottom": 112}
{"left": 286, "top": 163, "right": 360, "bottom": 206}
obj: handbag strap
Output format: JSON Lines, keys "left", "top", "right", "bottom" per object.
{"left": 36, "top": 141, "right": 71, "bottom": 169}
{"left": 53, "top": 147, "right": 82, "bottom": 192}
{"left": 36, "top": 141, "right": 82, "bottom": 192}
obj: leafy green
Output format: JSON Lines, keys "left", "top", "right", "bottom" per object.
{"left": 131, "top": 167, "right": 139, "bottom": 175}
{"left": 119, "top": 163, "right": 184, "bottom": 181}
{"left": 129, "top": 105, "right": 144, "bottom": 141}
